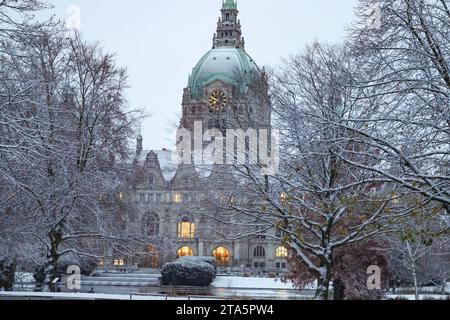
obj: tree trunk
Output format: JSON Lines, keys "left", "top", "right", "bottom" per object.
{"left": 333, "top": 278, "right": 345, "bottom": 300}
{"left": 315, "top": 258, "right": 332, "bottom": 300}
{"left": 412, "top": 269, "right": 419, "bottom": 301}
{"left": 44, "top": 229, "right": 62, "bottom": 292}
{"left": 315, "top": 275, "right": 331, "bottom": 300}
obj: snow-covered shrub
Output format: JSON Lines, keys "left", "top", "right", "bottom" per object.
{"left": 178, "top": 256, "right": 217, "bottom": 276}
{"left": 161, "top": 258, "right": 215, "bottom": 286}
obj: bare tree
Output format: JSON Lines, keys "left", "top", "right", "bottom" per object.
{"left": 385, "top": 200, "right": 449, "bottom": 299}
{"left": 203, "top": 43, "right": 408, "bottom": 300}
{"left": 345, "top": 0, "right": 450, "bottom": 213}
{"left": 0, "top": 20, "right": 146, "bottom": 291}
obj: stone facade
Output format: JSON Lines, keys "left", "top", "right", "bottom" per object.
{"left": 120, "top": 0, "right": 287, "bottom": 273}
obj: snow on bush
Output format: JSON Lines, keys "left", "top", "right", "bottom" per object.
{"left": 178, "top": 256, "right": 217, "bottom": 275}
{"left": 161, "top": 257, "right": 215, "bottom": 286}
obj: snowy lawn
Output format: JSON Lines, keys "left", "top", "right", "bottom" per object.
{"left": 212, "top": 276, "right": 297, "bottom": 290}
{"left": 386, "top": 294, "right": 449, "bottom": 300}
{"left": 0, "top": 291, "right": 216, "bottom": 300}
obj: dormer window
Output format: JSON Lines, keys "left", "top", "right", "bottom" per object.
{"left": 149, "top": 175, "right": 155, "bottom": 187}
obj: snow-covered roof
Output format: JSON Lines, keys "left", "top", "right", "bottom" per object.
{"left": 137, "top": 149, "right": 215, "bottom": 182}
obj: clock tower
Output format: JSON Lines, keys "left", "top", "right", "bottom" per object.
{"left": 180, "top": 0, "right": 270, "bottom": 134}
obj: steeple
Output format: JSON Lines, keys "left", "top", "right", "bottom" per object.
{"left": 136, "top": 124, "right": 143, "bottom": 158}
{"left": 213, "top": 0, "right": 245, "bottom": 50}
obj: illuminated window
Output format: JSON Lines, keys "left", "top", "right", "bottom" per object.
{"left": 144, "top": 245, "right": 160, "bottom": 267}
{"left": 391, "top": 193, "right": 400, "bottom": 205}
{"left": 253, "top": 246, "right": 266, "bottom": 257}
{"left": 280, "top": 192, "right": 288, "bottom": 205}
{"left": 98, "top": 259, "right": 104, "bottom": 267}
{"left": 117, "top": 192, "right": 124, "bottom": 200}
{"left": 177, "top": 218, "right": 195, "bottom": 239}
{"left": 177, "top": 246, "right": 193, "bottom": 258}
{"left": 173, "top": 193, "right": 182, "bottom": 204}
{"left": 113, "top": 259, "right": 125, "bottom": 266}
{"left": 212, "top": 247, "right": 230, "bottom": 267}
{"left": 276, "top": 246, "right": 288, "bottom": 258}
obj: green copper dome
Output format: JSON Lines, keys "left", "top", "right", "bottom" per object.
{"left": 223, "top": 0, "right": 237, "bottom": 10}
{"left": 188, "top": 48, "right": 259, "bottom": 99}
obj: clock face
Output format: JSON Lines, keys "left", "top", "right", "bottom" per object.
{"left": 209, "top": 90, "right": 227, "bottom": 111}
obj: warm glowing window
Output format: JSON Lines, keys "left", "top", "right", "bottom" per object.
{"left": 98, "top": 259, "right": 104, "bottom": 267}
{"left": 280, "top": 192, "right": 288, "bottom": 205}
{"left": 113, "top": 259, "right": 124, "bottom": 266}
{"left": 145, "top": 245, "right": 160, "bottom": 267}
{"left": 177, "top": 220, "right": 195, "bottom": 239}
{"left": 173, "top": 193, "right": 182, "bottom": 204}
{"left": 117, "top": 192, "right": 124, "bottom": 200}
{"left": 276, "top": 246, "right": 288, "bottom": 258}
{"left": 177, "top": 246, "right": 193, "bottom": 258}
{"left": 212, "top": 247, "right": 230, "bottom": 267}
{"left": 391, "top": 193, "right": 400, "bottom": 205}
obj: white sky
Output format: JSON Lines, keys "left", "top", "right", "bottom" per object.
{"left": 42, "top": 0, "right": 359, "bottom": 150}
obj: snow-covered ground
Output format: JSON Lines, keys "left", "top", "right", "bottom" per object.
{"left": 386, "top": 294, "right": 449, "bottom": 300}
{"left": 212, "top": 276, "right": 317, "bottom": 290}
{"left": 209, "top": 276, "right": 315, "bottom": 300}
{"left": 0, "top": 291, "right": 219, "bottom": 300}
{"left": 212, "top": 276, "right": 296, "bottom": 290}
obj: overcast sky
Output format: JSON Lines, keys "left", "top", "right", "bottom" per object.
{"left": 43, "top": 0, "right": 359, "bottom": 151}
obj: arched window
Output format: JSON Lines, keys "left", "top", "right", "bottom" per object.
{"left": 212, "top": 247, "right": 230, "bottom": 267}
{"left": 177, "top": 217, "right": 195, "bottom": 239}
{"left": 145, "top": 212, "right": 160, "bottom": 237}
{"left": 177, "top": 246, "right": 193, "bottom": 258}
{"left": 253, "top": 246, "right": 266, "bottom": 258}
{"left": 149, "top": 174, "right": 155, "bottom": 187}
{"left": 143, "top": 245, "right": 159, "bottom": 267}
{"left": 275, "top": 246, "right": 288, "bottom": 258}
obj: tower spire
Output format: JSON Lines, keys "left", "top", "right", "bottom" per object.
{"left": 213, "top": 0, "right": 244, "bottom": 49}
{"left": 136, "top": 124, "right": 143, "bottom": 158}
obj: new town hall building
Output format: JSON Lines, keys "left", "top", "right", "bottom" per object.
{"left": 115, "top": 1, "right": 288, "bottom": 273}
